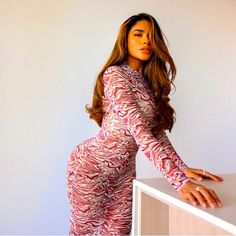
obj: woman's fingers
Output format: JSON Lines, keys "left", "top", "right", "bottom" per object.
{"left": 203, "top": 171, "right": 224, "bottom": 182}
{"left": 178, "top": 181, "right": 223, "bottom": 209}
{"left": 195, "top": 186, "right": 217, "bottom": 208}
{"left": 208, "top": 189, "right": 223, "bottom": 207}
{"left": 191, "top": 188, "right": 208, "bottom": 208}
{"left": 195, "top": 168, "right": 224, "bottom": 182}
{"left": 193, "top": 186, "right": 223, "bottom": 208}
{"left": 186, "top": 192, "right": 197, "bottom": 206}
{"left": 186, "top": 168, "right": 224, "bottom": 182}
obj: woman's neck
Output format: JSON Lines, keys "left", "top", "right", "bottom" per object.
{"left": 126, "top": 57, "right": 143, "bottom": 73}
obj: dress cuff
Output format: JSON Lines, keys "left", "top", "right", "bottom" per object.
{"left": 179, "top": 163, "right": 188, "bottom": 173}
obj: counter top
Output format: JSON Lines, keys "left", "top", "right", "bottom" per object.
{"left": 134, "top": 173, "right": 236, "bottom": 235}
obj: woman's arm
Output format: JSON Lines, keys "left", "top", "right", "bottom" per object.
{"left": 152, "top": 130, "right": 188, "bottom": 172}
{"left": 103, "top": 66, "right": 190, "bottom": 190}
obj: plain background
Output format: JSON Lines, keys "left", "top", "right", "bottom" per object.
{"left": 0, "top": 0, "right": 235, "bottom": 234}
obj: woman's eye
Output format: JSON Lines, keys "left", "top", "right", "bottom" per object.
{"left": 134, "top": 33, "right": 142, "bottom": 37}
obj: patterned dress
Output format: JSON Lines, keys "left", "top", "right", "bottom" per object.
{"left": 66, "top": 64, "right": 190, "bottom": 235}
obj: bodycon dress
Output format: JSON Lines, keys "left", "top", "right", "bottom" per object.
{"left": 66, "top": 64, "right": 190, "bottom": 235}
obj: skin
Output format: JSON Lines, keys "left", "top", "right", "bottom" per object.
{"left": 180, "top": 168, "right": 223, "bottom": 208}
{"left": 127, "top": 20, "right": 152, "bottom": 73}
{"left": 127, "top": 19, "right": 224, "bottom": 209}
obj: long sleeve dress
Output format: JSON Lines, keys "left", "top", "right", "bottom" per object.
{"left": 66, "top": 64, "right": 190, "bottom": 235}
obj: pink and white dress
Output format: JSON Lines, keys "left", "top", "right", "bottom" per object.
{"left": 66, "top": 64, "right": 190, "bottom": 235}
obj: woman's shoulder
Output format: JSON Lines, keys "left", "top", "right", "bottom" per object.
{"left": 103, "top": 65, "right": 131, "bottom": 88}
{"left": 103, "top": 64, "right": 128, "bottom": 77}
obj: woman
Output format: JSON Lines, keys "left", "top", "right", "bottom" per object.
{"left": 66, "top": 13, "right": 223, "bottom": 235}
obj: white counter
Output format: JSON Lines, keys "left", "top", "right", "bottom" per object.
{"left": 132, "top": 173, "right": 236, "bottom": 235}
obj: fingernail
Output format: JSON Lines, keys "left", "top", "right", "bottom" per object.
{"left": 211, "top": 203, "right": 215, "bottom": 208}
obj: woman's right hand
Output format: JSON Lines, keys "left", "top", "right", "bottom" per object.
{"left": 177, "top": 181, "right": 223, "bottom": 208}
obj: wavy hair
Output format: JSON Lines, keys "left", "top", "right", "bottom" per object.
{"left": 86, "top": 13, "right": 176, "bottom": 132}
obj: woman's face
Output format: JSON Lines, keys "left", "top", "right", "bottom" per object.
{"left": 127, "top": 20, "right": 153, "bottom": 66}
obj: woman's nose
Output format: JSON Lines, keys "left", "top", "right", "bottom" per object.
{"left": 143, "top": 36, "right": 150, "bottom": 45}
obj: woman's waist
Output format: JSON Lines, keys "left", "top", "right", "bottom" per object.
{"left": 96, "top": 129, "right": 137, "bottom": 147}
{"left": 70, "top": 131, "right": 138, "bottom": 160}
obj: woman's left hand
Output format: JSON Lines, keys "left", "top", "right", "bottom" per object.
{"left": 184, "top": 167, "right": 224, "bottom": 182}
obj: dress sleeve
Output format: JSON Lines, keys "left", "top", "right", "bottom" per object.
{"left": 152, "top": 131, "right": 188, "bottom": 172}
{"left": 103, "top": 66, "right": 190, "bottom": 190}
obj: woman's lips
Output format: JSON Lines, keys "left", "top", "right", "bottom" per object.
{"left": 140, "top": 48, "right": 152, "bottom": 54}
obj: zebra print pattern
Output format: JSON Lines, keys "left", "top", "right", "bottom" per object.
{"left": 66, "top": 64, "right": 190, "bottom": 235}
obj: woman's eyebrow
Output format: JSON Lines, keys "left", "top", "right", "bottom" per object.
{"left": 132, "top": 29, "right": 144, "bottom": 33}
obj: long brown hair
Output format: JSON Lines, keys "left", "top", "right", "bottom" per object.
{"left": 86, "top": 13, "right": 176, "bottom": 132}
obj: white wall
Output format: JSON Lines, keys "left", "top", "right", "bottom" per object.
{"left": 0, "top": 0, "right": 235, "bottom": 234}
